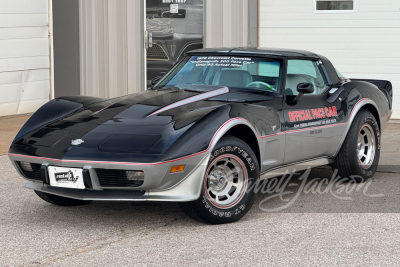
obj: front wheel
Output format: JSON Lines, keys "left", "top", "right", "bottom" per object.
{"left": 180, "top": 135, "right": 260, "bottom": 224}
{"left": 332, "top": 109, "right": 381, "bottom": 183}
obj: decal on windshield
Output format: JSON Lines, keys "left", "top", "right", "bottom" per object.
{"left": 191, "top": 57, "right": 255, "bottom": 68}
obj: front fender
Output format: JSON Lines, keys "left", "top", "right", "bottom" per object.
{"left": 164, "top": 104, "right": 261, "bottom": 162}
{"left": 13, "top": 98, "right": 84, "bottom": 142}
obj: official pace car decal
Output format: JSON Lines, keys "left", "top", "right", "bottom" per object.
{"left": 287, "top": 106, "right": 338, "bottom": 129}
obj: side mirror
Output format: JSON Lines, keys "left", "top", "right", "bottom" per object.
{"left": 294, "top": 83, "right": 314, "bottom": 102}
{"left": 150, "top": 76, "right": 162, "bottom": 86}
{"left": 297, "top": 83, "right": 314, "bottom": 94}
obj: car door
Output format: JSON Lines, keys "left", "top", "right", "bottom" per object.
{"left": 282, "top": 59, "right": 344, "bottom": 164}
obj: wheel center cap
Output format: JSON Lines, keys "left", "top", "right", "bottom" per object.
{"left": 209, "top": 168, "right": 228, "bottom": 192}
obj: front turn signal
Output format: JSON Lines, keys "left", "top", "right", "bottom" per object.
{"left": 170, "top": 165, "right": 185, "bottom": 173}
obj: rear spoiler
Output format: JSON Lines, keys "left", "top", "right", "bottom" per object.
{"left": 350, "top": 79, "right": 393, "bottom": 109}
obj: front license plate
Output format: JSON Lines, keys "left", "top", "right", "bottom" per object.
{"left": 48, "top": 166, "right": 85, "bottom": 189}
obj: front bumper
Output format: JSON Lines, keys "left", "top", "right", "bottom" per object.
{"left": 9, "top": 153, "right": 210, "bottom": 202}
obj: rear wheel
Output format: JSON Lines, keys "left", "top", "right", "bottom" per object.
{"left": 180, "top": 135, "right": 260, "bottom": 224}
{"left": 34, "top": 191, "right": 92, "bottom": 206}
{"left": 332, "top": 109, "right": 380, "bottom": 183}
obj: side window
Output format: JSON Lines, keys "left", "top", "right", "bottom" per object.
{"left": 285, "top": 59, "right": 329, "bottom": 95}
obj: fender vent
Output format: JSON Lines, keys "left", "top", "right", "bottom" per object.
{"left": 16, "top": 161, "right": 42, "bottom": 181}
{"left": 96, "top": 169, "right": 144, "bottom": 187}
{"left": 147, "top": 44, "right": 169, "bottom": 61}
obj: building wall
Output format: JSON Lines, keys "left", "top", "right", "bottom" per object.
{"left": 259, "top": 0, "right": 400, "bottom": 119}
{"left": 53, "top": 0, "right": 80, "bottom": 98}
{"left": 79, "top": 0, "right": 145, "bottom": 98}
{"left": 0, "top": 0, "right": 50, "bottom": 116}
{"left": 204, "top": 0, "right": 250, "bottom": 47}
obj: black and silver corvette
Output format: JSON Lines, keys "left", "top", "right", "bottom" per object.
{"left": 9, "top": 48, "right": 393, "bottom": 224}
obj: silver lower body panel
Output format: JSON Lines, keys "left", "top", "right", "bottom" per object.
{"left": 11, "top": 153, "right": 211, "bottom": 202}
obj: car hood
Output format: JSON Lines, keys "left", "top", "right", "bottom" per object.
{"left": 11, "top": 85, "right": 266, "bottom": 160}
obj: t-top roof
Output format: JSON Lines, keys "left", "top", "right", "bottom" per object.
{"left": 186, "top": 47, "right": 320, "bottom": 59}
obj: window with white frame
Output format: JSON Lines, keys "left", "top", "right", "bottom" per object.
{"left": 314, "top": 0, "right": 355, "bottom": 13}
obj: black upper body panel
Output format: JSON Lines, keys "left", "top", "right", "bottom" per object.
{"left": 9, "top": 48, "right": 392, "bottom": 164}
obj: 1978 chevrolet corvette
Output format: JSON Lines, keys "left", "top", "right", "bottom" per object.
{"left": 9, "top": 48, "right": 392, "bottom": 224}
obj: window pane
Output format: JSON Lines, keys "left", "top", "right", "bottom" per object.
{"left": 316, "top": 1, "right": 354, "bottom": 11}
{"left": 287, "top": 60, "right": 317, "bottom": 78}
{"left": 285, "top": 60, "right": 328, "bottom": 95}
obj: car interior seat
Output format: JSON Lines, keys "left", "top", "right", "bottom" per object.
{"left": 212, "top": 69, "right": 253, "bottom": 88}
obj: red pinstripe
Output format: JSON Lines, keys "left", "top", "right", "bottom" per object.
{"left": 8, "top": 98, "right": 376, "bottom": 166}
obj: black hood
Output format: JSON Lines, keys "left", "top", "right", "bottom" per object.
{"left": 9, "top": 85, "right": 277, "bottom": 162}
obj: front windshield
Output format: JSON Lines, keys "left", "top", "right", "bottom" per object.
{"left": 156, "top": 55, "right": 283, "bottom": 92}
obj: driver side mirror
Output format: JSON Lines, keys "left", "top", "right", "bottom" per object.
{"left": 294, "top": 83, "right": 314, "bottom": 102}
{"left": 150, "top": 76, "right": 162, "bottom": 86}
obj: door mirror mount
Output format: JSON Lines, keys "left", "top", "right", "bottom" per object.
{"left": 293, "top": 83, "right": 314, "bottom": 102}
{"left": 150, "top": 76, "right": 162, "bottom": 86}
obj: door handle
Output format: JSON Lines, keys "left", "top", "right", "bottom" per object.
{"left": 145, "top": 31, "right": 155, "bottom": 48}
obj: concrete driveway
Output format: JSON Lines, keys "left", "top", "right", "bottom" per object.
{"left": 1, "top": 122, "right": 400, "bottom": 266}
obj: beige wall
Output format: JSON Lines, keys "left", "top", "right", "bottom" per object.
{"left": 79, "top": 0, "right": 145, "bottom": 98}
{"left": 204, "top": 0, "right": 251, "bottom": 48}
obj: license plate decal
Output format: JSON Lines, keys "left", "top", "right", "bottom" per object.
{"left": 48, "top": 166, "right": 85, "bottom": 189}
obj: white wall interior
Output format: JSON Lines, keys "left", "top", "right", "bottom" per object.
{"left": 259, "top": 0, "right": 400, "bottom": 119}
{"left": 0, "top": 0, "right": 50, "bottom": 117}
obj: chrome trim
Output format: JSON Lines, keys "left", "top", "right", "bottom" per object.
{"left": 260, "top": 157, "right": 332, "bottom": 180}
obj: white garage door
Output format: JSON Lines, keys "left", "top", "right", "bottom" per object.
{"left": 0, "top": 0, "right": 50, "bottom": 116}
{"left": 259, "top": 0, "right": 399, "bottom": 119}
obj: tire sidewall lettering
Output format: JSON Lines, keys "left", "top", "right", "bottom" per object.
{"left": 202, "top": 142, "right": 259, "bottom": 219}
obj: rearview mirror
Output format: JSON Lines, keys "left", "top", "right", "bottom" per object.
{"left": 294, "top": 83, "right": 314, "bottom": 102}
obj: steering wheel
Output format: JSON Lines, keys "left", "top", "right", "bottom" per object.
{"left": 245, "top": 81, "right": 275, "bottom": 91}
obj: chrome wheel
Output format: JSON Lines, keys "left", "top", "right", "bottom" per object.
{"left": 357, "top": 124, "right": 376, "bottom": 169}
{"left": 205, "top": 155, "right": 247, "bottom": 208}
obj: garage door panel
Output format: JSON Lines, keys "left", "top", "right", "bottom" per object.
{"left": 260, "top": 27, "right": 400, "bottom": 36}
{"left": 261, "top": 34, "right": 400, "bottom": 44}
{"left": 0, "top": 27, "right": 48, "bottom": 40}
{"left": 0, "top": 0, "right": 48, "bottom": 14}
{"left": 260, "top": 20, "right": 400, "bottom": 28}
{"left": 0, "top": 38, "right": 49, "bottom": 59}
{"left": 0, "top": 56, "right": 49, "bottom": 73}
{"left": 0, "top": 14, "right": 48, "bottom": 27}
{"left": 331, "top": 58, "right": 400, "bottom": 66}
{"left": 264, "top": 12, "right": 400, "bottom": 21}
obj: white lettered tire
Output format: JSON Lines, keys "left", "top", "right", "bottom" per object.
{"left": 180, "top": 135, "right": 260, "bottom": 224}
